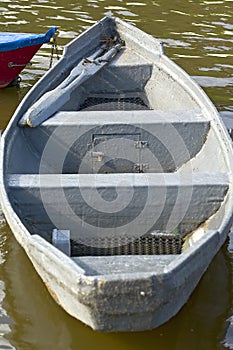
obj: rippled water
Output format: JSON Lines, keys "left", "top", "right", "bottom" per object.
{"left": 0, "top": 1, "right": 233, "bottom": 349}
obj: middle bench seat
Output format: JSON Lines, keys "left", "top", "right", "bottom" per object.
{"left": 23, "top": 109, "right": 210, "bottom": 173}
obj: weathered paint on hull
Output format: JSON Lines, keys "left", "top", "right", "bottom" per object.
{"left": 24, "top": 230, "right": 220, "bottom": 332}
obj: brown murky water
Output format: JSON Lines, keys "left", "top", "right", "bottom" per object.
{"left": 0, "top": 1, "right": 233, "bottom": 349}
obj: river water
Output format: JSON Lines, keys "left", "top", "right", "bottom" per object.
{"left": 0, "top": 1, "right": 233, "bottom": 349}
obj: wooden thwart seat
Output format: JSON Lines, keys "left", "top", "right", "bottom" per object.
{"left": 23, "top": 109, "right": 210, "bottom": 173}
{"left": 8, "top": 172, "right": 228, "bottom": 238}
{"left": 40, "top": 108, "right": 207, "bottom": 126}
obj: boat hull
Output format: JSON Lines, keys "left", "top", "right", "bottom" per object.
{"left": 0, "top": 16, "right": 233, "bottom": 332}
{"left": 0, "top": 27, "right": 57, "bottom": 88}
{"left": 0, "top": 44, "right": 42, "bottom": 88}
{"left": 24, "top": 230, "right": 220, "bottom": 332}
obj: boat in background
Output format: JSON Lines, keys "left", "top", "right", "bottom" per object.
{"left": 1, "top": 16, "right": 233, "bottom": 332}
{"left": 0, "top": 27, "right": 57, "bottom": 88}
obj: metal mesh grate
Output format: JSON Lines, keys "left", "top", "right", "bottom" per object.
{"left": 71, "top": 234, "right": 183, "bottom": 256}
{"left": 79, "top": 96, "right": 150, "bottom": 111}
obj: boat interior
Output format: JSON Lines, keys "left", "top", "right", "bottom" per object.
{"left": 5, "top": 17, "right": 229, "bottom": 261}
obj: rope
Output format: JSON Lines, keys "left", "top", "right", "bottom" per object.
{"left": 49, "top": 33, "right": 59, "bottom": 69}
{"left": 99, "top": 20, "right": 118, "bottom": 50}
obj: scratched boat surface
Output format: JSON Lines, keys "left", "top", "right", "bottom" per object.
{"left": 0, "top": 16, "right": 233, "bottom": 332}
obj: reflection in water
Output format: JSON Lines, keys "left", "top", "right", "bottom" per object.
{"left": 193, "top": 76, "right": 233, "bottom": 88}
{"left": 224, "top": 318, "right": 233, "bottom": 350}
{"left": 0, "top": 0, "right": 233, "bottom": 349}
{"left": 0, "top": 225, "right": 15, "bottom": 349}
{"left": 223, "top": 229, "right": 233, "bottom": 350}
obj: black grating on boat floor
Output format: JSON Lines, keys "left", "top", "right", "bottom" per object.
{"left": 71, "top": 234, "right": 183, "bottom": 256}
{"left": 79, "top": 96, "right": 150, "bottom": 111}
